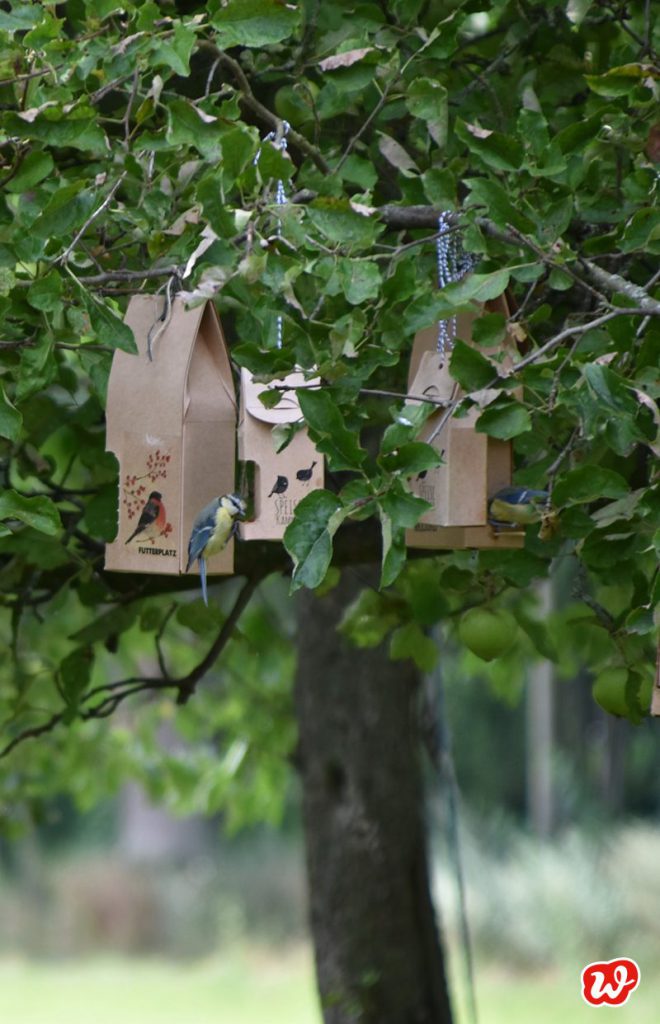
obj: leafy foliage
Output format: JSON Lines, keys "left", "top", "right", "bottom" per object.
{"left": 0, "top": 0, "right": 658, "bottom": 809}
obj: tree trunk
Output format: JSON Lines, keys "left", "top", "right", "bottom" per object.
{"left": 294, "top": 572, "right": 453, "bottom": 1024}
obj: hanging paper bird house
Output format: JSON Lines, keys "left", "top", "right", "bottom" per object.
{"left": 238, "top": 369, "right": 323, "bottom": 540}
{"left": 105, "top": 295, "right": 237, "bottom": 576}
{"left": 406, "top": 293, "right": 524, "bottom": 551}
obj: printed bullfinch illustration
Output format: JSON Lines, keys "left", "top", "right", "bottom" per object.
{"left": 186, "top": 494, "right": 246, "bottom": 606}
{"left": 125, "top": 491, "right": 166, "bottom": 544}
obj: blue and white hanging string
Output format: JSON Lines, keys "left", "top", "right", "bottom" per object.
{"left": 254, "top": 120, "right": 290, "bottom": 350}
{"left": 436, "top": 212, "right": 477, "bottom": 357}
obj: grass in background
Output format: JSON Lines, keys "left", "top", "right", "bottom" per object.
{"left": 1, "top": 954, "right": 657, "bottom": 1024}
{"left": 4, "top": 821, "right": 660, "bottom": 1022}
{"left": 0, "top": 948, "right": 318, "bottom": 1024}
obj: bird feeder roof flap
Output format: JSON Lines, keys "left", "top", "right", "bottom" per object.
{"left": 240, "top": 367, "right": 319, "bottom": 426}
{"left": 106, "top": 295, "right": 235, "bottom": 444}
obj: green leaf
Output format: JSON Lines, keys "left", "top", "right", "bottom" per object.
{"left": 177, "top": 599, "right": 223, "bottom": 636}
{"left": 298, "top": 388, "right": 367, "bottom": 471}
{"left": 338, "top": 589, "right": 399, "bottom": 648}
{"left": 556, "top": 115, "right": 602, "bottom": 155}
{"left": 5, "top": 150, "right": 54, "bottom": 192}
{"left": 0, "top": 3, "right": 42, "bottom": 30}
{"left": 621, "top": 209, "right": 660, "bottom": 252}
{"left": 6, "top": 111, "right": 107, "bottom": 153}
{"left": 307, "top": 200, "right": 380, "bottom": 247}
{"left": 406, "top": 77, "right": 448, "bottom": 146}
{"left": 586, "top": 64, "right": 656, "bottom": 97}
{"left": 479, "top": 549, "right": 549, "bottom": 587}
{"left": 513, "top": 608, "right": 558, "bottom": 661}
{"left": 0, "top": 267, "right": 14, "bottom": 296}
{"left": 83, "top": 484, "right": 119, "bottom": 543}
{"left": 0, "top": 388, "right": 22, "bottom": 442}
{"left": 153, "top": 23, "right": 196, "bottom": 76}
{"left": 379, "top": 506, "right": 406, "bottom": 588}
{"left": 553, "top": 466, "right": 629, "bottom": 505}
{"left": 381, "top": 403, "right": 436, "bottom": 453}
{"left": 380, "top": 489, "right": 431, "bottom": 528}
{"left": 476, "top": 398, "right": 532, "bottom": 439}
{"left": 443, "top": 270, "right": 511, "bottom": 305}
{"left": 456, "top": 120, "right": 523, "bottom": 171}
{"left": 472, "top": 312, "right": 506, "bottom": 347}
{"left": 0, "top": 490, "right": 61, "bottom": 535}
{"left": 465, "top": 177, "right": 535, "bottom": 233}
{"left": 32, "top": 183, "right": 95, "bottom": 239}
{"left": 59, "top": 647, "right": 93, "bottom": 714}
{"left": 389, "top": 622, "right": 438, "bottom": 672}
{"left": 83, "top": 293, "right": 137, "bottom": 354}
{"left": 71, "top": 605, "right": 137, "bottom": 644}
{"left": 339, "top": 259, "right": 382, "bottom": 304}
{"left": 450, "top": 340, "right": 499, "bottom": 391}
{"left": 338, "top": 155, "right": 377, "bottom": 190}
{"left": 210, "top": 0, "right": 300, "bottom": 47}
{"left": 284, "top": 490, "right": 350, "bottom": 591}
{"left": 583, "top": 364, "right": 639, "bottom": 415}
{"left": 379, "top": 442, "right": 441, "bottom": 476}
{"left": 27, "top": 271, "right": 63, "bottom": 313}
{"left": 166, "top": 99, "right": 223, "bottom": 158}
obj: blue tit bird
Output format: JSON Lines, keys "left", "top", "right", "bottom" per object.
{"left": 186, "top": 494, "right": 246, "bottom": 606}
{"left": 488, "top": 487, "right": 549, "bottom": 529}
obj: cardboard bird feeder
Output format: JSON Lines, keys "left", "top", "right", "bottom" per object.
{"left": 406, "top": 294, "right": 524, "bottom": 551}
{"left": 238, "top": 369, "right": 323, "bottom": 540}
{"left": 105, "top": 295, "right": 237, "bottom": 576}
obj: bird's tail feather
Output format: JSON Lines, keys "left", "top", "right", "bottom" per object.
{"left": 200, "top": 557, "right": 208, "bottom": 606}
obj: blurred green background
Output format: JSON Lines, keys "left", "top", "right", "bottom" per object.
{"left": 2, "top": 654, "right": 659, "bottom": 1024}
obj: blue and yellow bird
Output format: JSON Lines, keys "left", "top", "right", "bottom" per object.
{"left": 186, "top": 494, "right": 246, "bottom": 606}
{"left": 488, "top": 487, "right": 549, "bottom": 529}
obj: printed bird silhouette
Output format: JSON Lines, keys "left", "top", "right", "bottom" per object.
{"left": 268, "top": 475, "right": 289, "bottom": 498}
{"left": 296, "top": 461, "right": 317, "bottom": 483}
{"left": 125, "top": 491, "right": 166, "bottom": 544}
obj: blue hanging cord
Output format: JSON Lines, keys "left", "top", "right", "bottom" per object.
{"left": 254, "top": 121, "right": 290, "bottom": 350}
{"left": 436, "top": 214, "right": 477, "bottom": 356}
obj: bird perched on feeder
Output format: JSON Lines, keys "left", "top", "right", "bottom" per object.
{"left": 125, "top": 491, "right": 166, "bottom": 544}
{"left": 186, "top": 494, "right": 246, "bottom": 606}
{"left": 488, "top": 487, "right": 549, "bottom": 530}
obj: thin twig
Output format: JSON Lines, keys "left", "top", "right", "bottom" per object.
{"left": 57, "top": 173, "right": 128, "bottom": 266}
{"left": 176, "top": 576, "right": 259, "bottom": 704}
{"left": 204, "top": 56, "right": 221, "bottom": 98}
{"left": 425, "top": 307, "right": 658, "bottom": 445}
{"left": 155, "top": 602, "right": 177, "bottom": 678}
{"left": 199, "top": 43, "right": 330, "bottom": 173}
{"left": 335, "top": 79, "right": 393, "bottom": 172}
{"left": 0, "top": 576, "right": 260, "bottom": 759}
{"left": 123, "top": 66, "right": 140, "bottom": 143}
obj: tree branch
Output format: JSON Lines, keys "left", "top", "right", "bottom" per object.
{"left": 199, "top": 43, "right": 330, "bottom": 174}
{"left": 579, "top": 258, "right": 660, "bottom": 315}
{"left": 0, "top": 575, "right": 260, "bottom": 759}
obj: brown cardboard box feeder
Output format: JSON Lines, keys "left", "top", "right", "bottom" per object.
{"left": 105, "top": 295, "right": 237, "bottom": 576}
{"left": 406, "top": 295, "right": 524, "bottom": 551}
{"left": 238, "top": 369, "right": 323, "bottom": 540}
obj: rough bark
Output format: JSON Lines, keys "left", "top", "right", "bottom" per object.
{"left": 294, "top": 570, "right": 453, "bottom": 1024}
